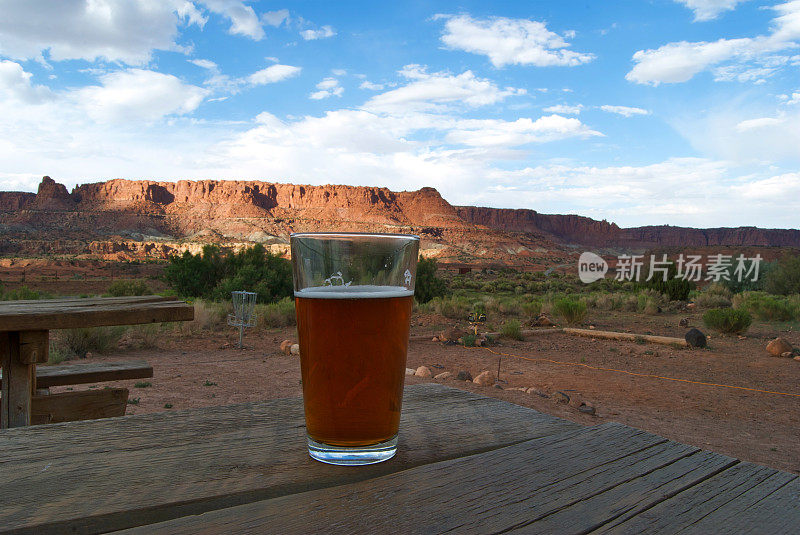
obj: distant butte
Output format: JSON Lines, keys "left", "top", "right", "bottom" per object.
{"left": 0, "top": 176, "right": 797, "bottom": 263}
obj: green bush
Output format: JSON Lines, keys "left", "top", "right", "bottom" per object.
{"left": 638, "top": 262, "right": 694, "bottom": 301}
{"left": 414, "top": 257, "right": 447, "bottom": 304}
{"left": 553, "top": 297, "right": 587, "bottom": 325}
{"left": 733, "top": 291, "right": 798, "bottom": 321}
{"left": 1, "top": 285, "right": 46, "bottom": 301}
{"left": 164, "top": 244, "right": 292, "bottom": 303}
{"left": 107, "top": 279, "right": 151, "bottom": 297}
{"left": 764, "top": 254, "right": 800, "bottom": 295}
{"left": 703, "top": 308, "right": 752, "bottom": 334}
{"left": 256, "top": 297, "right": 297, "bottom": 328}
{"left": 500, "top": 319, "right": 523, "bottom": 340}
{"left": 521, "top": 299, "right": 542, "bottom": 319}
{"left": 695, "top": 284, "right": 732, "bottom": 309}
{"left": 50, "top": 326, "right": 125, "bottom": 359}
{"left": 462, "top": 334, "right": 477, "bottom": 347}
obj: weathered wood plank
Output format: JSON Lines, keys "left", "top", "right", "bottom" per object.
{"left": 0, "top": 384, "right": 581, "bottom": 535}
{"left": 3, "top": 360, "right": 153, "bottom": 388}
{"left": 30, "top": 388, "right": 129, "bottom": 425}
{"left": 563, "top": 327, "right": 688, "bottom": 347}
{"left": 0, "top": 297, "right": 193, "bottom": 332}
{"left": 116, "top": 423, "right": 728, "bottom": 535}
{"left": 1, "top": 331, "right": 32, "bottom": 427}
{"left": 18, "top": 330, "right": 49, "bottom": 364}
{"left": 597, "top": 462, "right": 800, "bottom": 534}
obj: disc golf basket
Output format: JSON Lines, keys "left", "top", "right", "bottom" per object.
{"left": 228, "top": 291, "right": 257, "bottom": 348}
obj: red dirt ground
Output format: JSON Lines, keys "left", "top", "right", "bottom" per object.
{"left": 49, "top": 309, "right": 800, "bottom": 475}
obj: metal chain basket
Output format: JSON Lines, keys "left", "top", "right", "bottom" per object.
{"left": 227, "top": 291, "right": 257, "bottom": 348}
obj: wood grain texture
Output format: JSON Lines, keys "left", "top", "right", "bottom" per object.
{"left": 564, "top": 328, "right": 688, "bottom": 347}
{"left": 1, "top": 331, "right": 32, "bottom": 428}
{"left": 18, "top": 330, "right": 49, "bottom": 364}
{"left": 26, "top": 360, "right": 152, "bottom": 388}
{"left": 0, "top": 384, "right": 580, "bottom": 535}
{"left": 0, "top": 296, "right": 193, "bottom": 332}
{"left": 30, "top": 388, "right": 129, "bottom": 425}
{"left": 597, "top": 462, "right": 800, "bottom": 534}
{"left": 116, "top": 423, "right": 744, "bottom": 535}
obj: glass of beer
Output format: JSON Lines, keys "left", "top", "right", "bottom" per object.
{"left": 291, "top": 232, "right": 419, "bottom": 465}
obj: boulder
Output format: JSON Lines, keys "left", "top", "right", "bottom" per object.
{"left": 455, "top": 370, "right": 473, "bottom": 381}
{"left": 290, "top": 344, "right": 300, "bottom": 355}
{"left": 280, "top": 340, "right": 293, "bottom": 355}
{"left": 781, "top": 352, "right": 793, "bottom": 358}
{"left": 526, "top": 387, "right": 549, "bottom": 398}
{"left": 679, "top": 318, "right": 690, "bottom": 327}
{"left": 434, "top": 371, "right": 453, "bottom": 380}
{"left": 534, "top": 314, "right": 554, "bottom": 327}
{"left": 578, "top": 403, "right": 596, "bottom": 415}
{"left": 685, "top": 328, "right": 707, "bottom": 348}
{"left": 472, "top": 370, "right": 495, "bottom": 386}
{"left": 766, "top": 338, "right": 793, "bottom": 357}
{"left": 414, "top": 366, "right": 432, "bottom": 378}
{"left": 405, "top": 368, "right": 416, "bottom": 376}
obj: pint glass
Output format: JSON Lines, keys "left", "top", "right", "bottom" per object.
{"left": 290, "top": 233, "right": 420, "bottom": 465}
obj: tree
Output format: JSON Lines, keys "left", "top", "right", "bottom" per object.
{"left": 414, "top": 256, "right": 447, "bottom": 303}
{"left": 764, "top": 253, "right": 800, "bottom": 295}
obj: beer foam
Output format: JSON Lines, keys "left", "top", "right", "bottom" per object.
{"left": 295, "top": 285, "right": 413, "bottom": 299}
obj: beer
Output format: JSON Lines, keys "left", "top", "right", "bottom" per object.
{"left": 295, "top": 285, "right": 413, "bottom": 447}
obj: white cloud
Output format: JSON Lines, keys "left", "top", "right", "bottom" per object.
{"left": 444, "top": 115, "right": 602, "bottom": 147}
{"left": 200, "top": 0, "right": 264, "bottom": 40}
{"left": 0, "top": 60, "right": 53, "bottom": 103}
{"left": 438, "top": 14, "right": 594, "bottom": 67}
{"left": 262, "top": 9, "right": 289, "bottom": 27}
{"left": 735, "top": 116, "right": 786, "bottom": 131}
{"left": 331, "top": 69, "right": 347, "bottom": 76}
{"left": 190, "top": 59, "right": 218, "bottom": 70}
{"left": 72, "top": 69, "right": 208, "bottom": 122}
{"left": 600, "top": 105, "right": 650, "bottom": 117}
{"left": 247, "top": 64, "right": 301, "bottom": 86}
{"left": 0, "top": 0, "right": 203, "bottom": 64}
{"left": 628, "top": 1, "right": 800, "bottom": 85}
{"left": 0, "top": 1, "right": 270, "bottom": 64}
{"left": 300, "top": 26, "right": 336, "bottom": 40}
{"left": 365, "top": 65, "right": 524, "bottom": 112}
{"left": 543, "top": 104, "right": 583, "bottom": 114}
{"left": 676, "top": 0, "right": 746, "bottom": 21}
{"left": 781, "top": 90, "right": 800, "bottom": 105}
{"left": 310, "top": 77, "right": 343, "bottom": 99}
{"left": 360, "top": 81, "right": 384, "bottom": 91}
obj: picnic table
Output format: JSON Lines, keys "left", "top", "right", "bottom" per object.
{"left": 0, "top": 383, "right": 796, "bottom": 534}
{"left": 0, "top": 296, "right": 194, "bottom": 428}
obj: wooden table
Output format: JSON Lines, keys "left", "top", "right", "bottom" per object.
{"left": 0, "top": 383, "right": 796, "bottom": 534}
{"left": 0, "top": 296, "right": 193, "bottom": 428}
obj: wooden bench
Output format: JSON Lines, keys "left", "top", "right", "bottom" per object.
{"left": 1, "top": 360, "right": 154, "bottom": 425}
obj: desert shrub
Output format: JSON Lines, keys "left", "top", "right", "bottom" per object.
{"left": 462, "top": 334, "right": 477, "bottom": 347}
{"left": 764, "top": 254, "right": 800, "bottom": 295}
{"left": 733, "top": 291, "right": 798, "bottom": 321}
{"left": 500, "top": 319, "right": 523, "bottom": 340}
{"left": 637, "top": 288, "right": 665, "bottom": 314}
{"left": 638, "top": 261, "right": 694, "bottom": 301}
{"left": 703, "top": 308, "right": 752, "bottom": 334}
{"left": 107, "top": 279, "right": 151, "bottom": 297}
{"left": 256, "top": 297, "right": 296, "bottom": 328}
{"left": 50, "top": 326, "right": 125, "bottom": 359}
{"left": 1, "top": 285, "right": 45, "bottom": 301}
{"left": 720, "top": 257, "right": 769, "bottom": 293}
{"left": 521, "top": 299, "right": 542, "bottom": 319}
{"left": 414, "top": 257, "right": 447, "bottom": 304}
{"left": 164, "top": 244, "right": 292, "bottom": 303}
{"left": 553, "top": 297, "right": 587, "bottom": 325}
{"left": 181, "top": 299, "right": 226, "bottom": 332}
{"left": 695, "top": 284, "right": 733, "bottom": 308}
{"left": 430, "top": 295, "right": 471, "bottom": 320}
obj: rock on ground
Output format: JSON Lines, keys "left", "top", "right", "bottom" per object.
{"left": 456, "top": 370, "right": 473, "bottom": 381}
{"left": 685, "top": 328, "right": 707, "bottom": 348}
{"left": 280, "top": 340, "right": 293, "bottom": 355}
{"left": 472, "top": 370, "right": 495, "bottom": 386}
{"left": 766, "top": 338, "right": 793, "bottom": 357}
{"left": 434, "top": 371, "right": 453, "bottom": 380}
{"left": 415, "top": 366, "right": 432, "bottom": 378}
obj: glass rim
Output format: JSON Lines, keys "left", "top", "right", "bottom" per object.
{"left": 290, "top": 232, "right": 420, "bottom": 241}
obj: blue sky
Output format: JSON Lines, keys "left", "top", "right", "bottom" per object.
{"left": 0, "top": 0, "right": 798, "bottom": 228}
